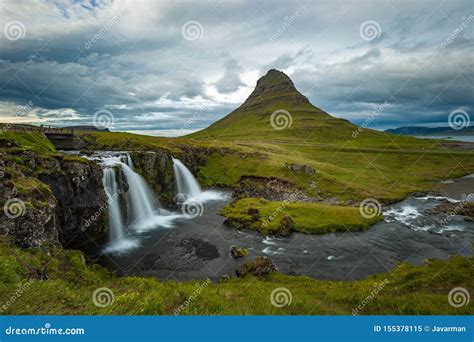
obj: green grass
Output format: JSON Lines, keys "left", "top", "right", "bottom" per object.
{"left": 196, "top": 144, "right": 474, "bottom": 203}
{"left": 221, "top": 198, "right": 382, "bottom": 235}
{"left": 0, "top": 240, "right": 472, "bottom": 315}
{"left": 79, "top": 130, "right": 474, "bottom": 203}
{"left": 0, "top": 131, "right": 56, "bottom": 154}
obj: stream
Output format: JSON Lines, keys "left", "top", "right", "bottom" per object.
{"left": 89, "top": 151, "right": 474, "bottom": 281}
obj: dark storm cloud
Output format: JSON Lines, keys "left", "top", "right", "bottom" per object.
{"left": 0, "top": 0, "right": 472, "bottom": 133}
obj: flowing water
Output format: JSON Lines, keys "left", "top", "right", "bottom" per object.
{"left": 103, "top": 168, "right": 125, "bottom": 242}
{"left": 119, "top": 162, "right": 160, "bottom": 228}
{"left": 84, "top": 152, "right": 228, "bottom": 255}
{"left": 79, "top": 151, "right": 474, "bottom": 281}
{"left": 93, "top": 153, "right": 178, "bottom": 253}
{"left": 96, "top": 167, "right": 474, "bottom": 281}
{"left": 172, "top": 158, "right": 202, "bottom": 198}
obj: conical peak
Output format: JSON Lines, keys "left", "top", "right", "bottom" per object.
{"left": 242, "top": 69, "right": 309, "bottom": 108}
{"left": 257, "top": 69, "right": 294, "bottom": 87}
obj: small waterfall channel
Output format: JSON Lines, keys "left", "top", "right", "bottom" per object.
{"left": 91, "top": 153, "right": 227, "bottom": 254}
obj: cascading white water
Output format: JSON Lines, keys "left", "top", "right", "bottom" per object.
{"left": 119, "top": 162, "right": 160, "bottom": 224}
{"left": 172, "top": 158, "right": 227, "bottom": 203}
{"left": 103, "top": 167, "right": 125, "bottom": 243}
{"left": 127, "top": 155, "right": 134, "bottom": 169}
{"left": 95, "top": 153, "right": 226, "bottom": 253}
{"left": 172, "top": 158, "right": 202, "bottom": 198}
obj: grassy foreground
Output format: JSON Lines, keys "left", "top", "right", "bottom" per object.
{"left": 221, "top": 198, "right": 382, "bottom": 235}
{"left": 0, "top": 240, "right": 472, "bottom": 315}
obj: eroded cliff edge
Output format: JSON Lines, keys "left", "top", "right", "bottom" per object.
{"left": 1, "top": 149, "right": 108, "bottom": 249}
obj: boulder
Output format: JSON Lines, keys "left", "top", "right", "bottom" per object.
{"left": 278, "top": 215, "right": 294, "bottom": 237}
{"left": 286, "top": 163, "right": 315, "bottom": 175}
{"left": 236, "top": 256, "right": 277, "bottom": 277}
{"left": 230, "top": 246, "right": 249, "bottom": 258}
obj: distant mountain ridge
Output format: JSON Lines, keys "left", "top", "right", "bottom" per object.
{"left": 386, "top": 126, "right": 474, "bottom": 135}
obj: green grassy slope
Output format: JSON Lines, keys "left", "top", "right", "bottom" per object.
{"left": 188, "top": 70, "right": 437, "bottom": 148}
{"left": 0, "top": 240, "right": 472, "bottom": 315}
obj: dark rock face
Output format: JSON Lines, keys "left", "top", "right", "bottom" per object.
{"left": 130, "top": 151, "right": 175, "bottom": 206}
{"left": 1, "top": 151, "right": 108, "bottom": 249}
{"left": 0, "top": 189, "right": 58, "bottom": 248}
{"left": 235, "top": 256, "right": 278, "bottom": 277}
{"left": 39, "top": 159, "right": 108, "bottom": 249}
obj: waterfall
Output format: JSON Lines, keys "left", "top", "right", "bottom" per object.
{"left": 96, "top": 153, "right": 176, "bottom": 253}
{"left": 127, "top": 155, "right": 134, "bottom": 169}
{"left": 172, "top": 158, "right": 202, "bottom": 198}
{"left": 172, "top": 158, "right": 227, "bottom": 203}
{"left": 119, "top": 162, "right": 160, "bottom": 225}
{"left": 103, "top": 167, "right": 125, "bottom": 243}
{"left": 94, "top": 153, "right": 226, "bottom": 253}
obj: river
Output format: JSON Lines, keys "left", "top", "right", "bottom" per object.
{"left": 96, "top": 173, "right": 474, "bottom": 281}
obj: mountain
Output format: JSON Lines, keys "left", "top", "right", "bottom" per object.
{"left": 386, "top": 126, "right": 474, "bottom": 136}
{"left": 189, "top": 69, "right": 386, "bottom": 143}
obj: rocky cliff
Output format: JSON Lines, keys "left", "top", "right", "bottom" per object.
{"left": 0, "top": 150, "right": 108, "bottom": 249}
{"left": 130, "top": 150, "right": 176, "bottom": 206}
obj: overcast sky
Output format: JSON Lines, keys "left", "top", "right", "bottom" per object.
{"left": 0, "top": 0, "right": 472, "bottom": 136}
